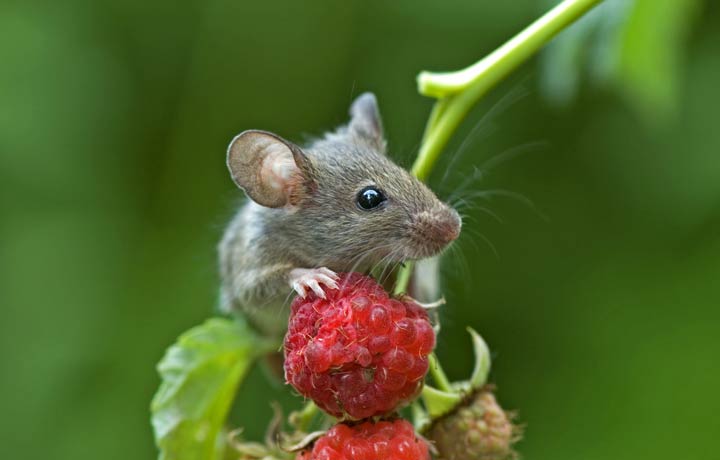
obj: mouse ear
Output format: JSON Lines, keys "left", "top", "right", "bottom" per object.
{"left": 348, "top": 92, "right": 387, "bottom": 153}
{"left": 227, "top": 130, "right": 315, "bottom": 208}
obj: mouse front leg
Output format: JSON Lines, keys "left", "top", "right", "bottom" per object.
{"left": 289, "top": 267, "right": 339, "bottom": 298}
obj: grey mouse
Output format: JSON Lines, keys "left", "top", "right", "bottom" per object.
{"left": 218, "top": 92, "right": 461, "bottom": 336}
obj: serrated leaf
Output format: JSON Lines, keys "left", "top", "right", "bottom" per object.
{"left": 151, "top": 317, "right": 272, "bottom": 460}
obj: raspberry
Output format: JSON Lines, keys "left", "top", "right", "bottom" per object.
{"left": 428, "top": 388, "right": 521, "bottom": 460}
{"left": 296, "top": 419, "right": 430, "bottom": 460}
{"left": 284, "top": 272, "right": 435, "bottom": 419}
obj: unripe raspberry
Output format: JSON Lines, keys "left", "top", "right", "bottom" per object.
{"left": 284, "top": 272, "right": 435, "bottom": 419}
{"left": 296, "top": 419, "right": 430, "bottom": 460}
{"left": 428, "top": 388, "right": 521, "bottom": 460}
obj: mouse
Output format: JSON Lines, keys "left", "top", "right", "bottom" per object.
{"left": 218, "top": 92, "right": 461, "bottom": 336}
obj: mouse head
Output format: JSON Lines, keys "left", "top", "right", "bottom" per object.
{"left": 227, "top": 92, "right": 461, "bottom": 265}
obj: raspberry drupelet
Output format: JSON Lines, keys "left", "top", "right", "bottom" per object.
{"left": 284, "top": 272, "right": 435, "bottom": 419}
{"left": 296, "top": 419, "right": 430, "bottom": 460}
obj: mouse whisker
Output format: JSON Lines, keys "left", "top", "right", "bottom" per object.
{"left": 439, "top": 83, "right": 531, "bottom": 186}
{"left": 454, "top": 201, "right": 503, "bottom": 225}
{"left": 446, "top": 166, "right": 485, "bottom": 204}
{"left": 467, "top": 188, "right": 549, "bottom": 222}
{"left": 373, "top": 248, "right": 398, "bottom": 283}
{"left": 478, "top": 140, "right": 548, "bottom": 173}
{"left": 445, "top": 139, "right": 546, "bottom": 205}
{"left": 444, "top": 241, "right": 470, "bottom": 286}
{"left": 462, "top": 227, "right": 500, "bottom": 260}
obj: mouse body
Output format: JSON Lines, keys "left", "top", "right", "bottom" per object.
{"left": 218, "top": 93, "right": 460, "bottom": 336}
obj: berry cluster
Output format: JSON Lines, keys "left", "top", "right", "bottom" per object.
{"left": 296, "top": 419, "right": 429, "bottom": 460}
{"left": 284, "top": 272, "right": 435, "bottom": 419}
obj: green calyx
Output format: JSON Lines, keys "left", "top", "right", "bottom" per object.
{"left": 419, "top": 328, "right": 492, "bottom": 424}
{"left": 420, "top": 332, "right": 521, "bottom": 459}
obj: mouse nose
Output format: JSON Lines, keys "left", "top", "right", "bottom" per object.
{"left": 435, "top": 206, "right": 462, "bottom": 244}
{"left": 412, "top": 205, "right": 462, "bottom": 251}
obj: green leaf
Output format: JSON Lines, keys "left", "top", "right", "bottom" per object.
{"left": 540, "top": 0, "right": 702, "bottom": 124}
{"left": 615, "top": 0, "right": 701, "bottom": 123}
{"left": 539, "top": 0, "right": 630, "bottom": 105}
{"left": 151, "top": 317, "right": 273, "bottom": 460}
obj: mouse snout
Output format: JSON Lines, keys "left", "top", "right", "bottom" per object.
{"left": 409, "top": 205, "right": 462, "bottom": 256}
{"left": 435, "top": 206, "right": 462, "bottom": 244}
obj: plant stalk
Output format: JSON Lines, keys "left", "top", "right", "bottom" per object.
{"left": 395, "top": 0, "right": 602, "bottom": 294}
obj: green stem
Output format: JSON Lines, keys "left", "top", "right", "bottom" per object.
{"left": 394, "top": 0, "right": 602, "bottom": 294}
{"left": 412, "top": 0, "right": 603, "bottom": 181}
{"left": 411, "top": 401, "right": 430, "bottom": 432}
{"left": 393, "top": 261, "right": 414, "bottom": 296}
{"left": 428, "top": 353, "right": 453, "bottom": 392}
{"left": 420, "top": 99, "right": 450, "bottom": 145}
{"left": 418, "top": 0, "right": 603, "bottom": 97}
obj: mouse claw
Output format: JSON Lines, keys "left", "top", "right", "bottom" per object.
{"left": 315, "top": 274, "right": 339, "bottom": 290}
{"left": 289, "top": 267, "right": 339, "bottom": 299}
{"left": 292, "top": 282, "right": 308, "bottom": 298}
{"left": 307, "top": 279, "right": 326, "bottom": 298}
{"left": 316, "top": 267, "right": 340, "bottom": 281}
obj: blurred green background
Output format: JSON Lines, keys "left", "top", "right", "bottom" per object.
{"left": 2, "top": 0, "right": 719, "bottom": 459}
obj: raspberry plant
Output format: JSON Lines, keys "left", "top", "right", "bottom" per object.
{"left": 150, "top": 1, "right": 603, "bottom": 459}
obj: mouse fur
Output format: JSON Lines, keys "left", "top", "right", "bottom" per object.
{"left": 219, "top": 93, "right": 460, "bottom": 335}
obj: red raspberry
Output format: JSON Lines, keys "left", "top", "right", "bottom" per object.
{"left": 284, "top": 272, "right": 435, "bottom": 419}
{"left": 296, "top": 419, "right": 430, "bottom": 460}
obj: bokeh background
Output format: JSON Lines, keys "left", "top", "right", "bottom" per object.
{"left": 2, "top": 0, "right": 719, "bottom": 459}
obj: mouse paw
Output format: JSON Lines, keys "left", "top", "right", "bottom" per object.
{"left": 289, "top": 267, "right": 339, "bottom": 299}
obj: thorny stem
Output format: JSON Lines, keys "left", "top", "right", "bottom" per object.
{"left": 394, "top": 0, "right": 603, "bottom": 294}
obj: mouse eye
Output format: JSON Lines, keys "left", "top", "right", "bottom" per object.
{"left": 356, "top": 186, "right": 386, "bottom": 210}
